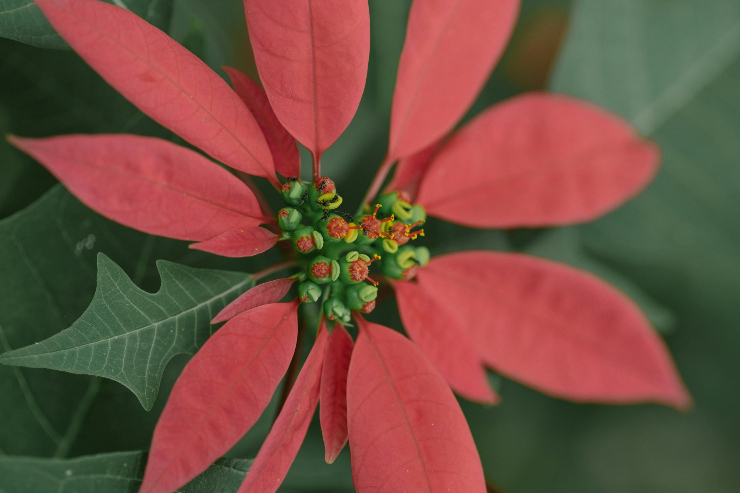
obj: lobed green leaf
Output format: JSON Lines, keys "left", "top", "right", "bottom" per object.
{"left": 0, "top": 451, "right": 251, "bottom": 492}
{"left": 0, "top": 253, "right": 253, "bottom": 410}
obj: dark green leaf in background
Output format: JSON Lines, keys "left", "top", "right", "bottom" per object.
{"left": 0, "top": 185, "right": 267, "bottom": 458}
{"left": 0, "top": 0, "right": 174, "bottom": 49}
{"left": 0, "top": 451, "right": 251, "bottom": 492}
{"left": 0, "top": 254, "right": 253, "bottom": 410}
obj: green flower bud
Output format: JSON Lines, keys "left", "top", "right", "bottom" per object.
{"left": 308, "top": 256, "right": 334, "bottom": 284}
{"left": 323, "top": 297, "right": 348, "bottom": 321}
{"left": 277, "top": 207, "right": 302, "bottom": 231}
{"left": 407, "top": 204, "right": 426, "bottom": 225}
{"left": 292, "top": 226, "right": 316, "bottom": 254}
{"left": 339, "top": 251, "right": 375, "bottom": 284}
{"left": 345, "top": 283, "right": 378, "bottom": 311}
{"left": 281, "top": 181, "right": 307, "bottom": 206}
{"left": 396, "top": 246, "right": 418, "bottom": 269}
{"left": 308, "top": 177, "right": 336, "bottom": 206}
{"left": 317, "top": 214, "right": 350, "bottom": 242}
{"left": 414, "top": 246, "right": 430, "bottom": 266}
{"left": 298, "top": 281, "right": 321, "bottom": 303}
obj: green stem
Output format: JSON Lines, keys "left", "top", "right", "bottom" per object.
{"left": 253, "top": 259, "right": 298, "bottom": 282}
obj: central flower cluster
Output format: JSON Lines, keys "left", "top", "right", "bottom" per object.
{"left": 278, "top": 177, "right": 430, "bottom": 324}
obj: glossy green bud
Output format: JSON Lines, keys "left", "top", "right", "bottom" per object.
{"left": 308, "top": 177, "right": 337, "bottom": 205}
{"left": 292, "top": 226, "right": 316, "bottom": 254}
{"left": 345, "top": 283, "right": 378, "bottom": 311}
{"left": 277, "top": 207, "right": 302, "bottom": 231}
{"left": 396, "top": 246, "right": 418, "bottom": 269}
{"left": 407, "top": 204, "right": 426, "bottom": 225}
{"left": 307, "top": 256, "right": 334, "bottom": 284}
{"left": 298, "top": 281, "right": 321, "bottom": 303}
{"left": 317, "top": 214, "right": 350, "bottom": 243}
{"left": 323, "top": 297, "right": 348, "bottom": 321}
{"left": 414, "top": 246, "right": 430, "bottom": 266}
{"left": 281, "top": 181, "right": 307, "bottom": 206}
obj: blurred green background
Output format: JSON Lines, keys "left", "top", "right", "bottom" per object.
{"left": 1, "top": 0, "right": 738, "bottom": 491}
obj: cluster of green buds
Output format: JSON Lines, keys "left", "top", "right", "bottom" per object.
{"left": 279, "top": 178, "right": 430, "bottom": 323}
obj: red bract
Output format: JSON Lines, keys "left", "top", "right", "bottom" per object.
{"left": 15, "top": 0, "right": 692, "bottom": 491}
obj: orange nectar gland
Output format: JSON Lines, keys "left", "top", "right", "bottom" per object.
{"left": 277, "top": 179, "right": 428, "bottom": 322}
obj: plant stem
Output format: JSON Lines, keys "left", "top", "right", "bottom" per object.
{"left": 312, "top": 151, "right": 322, "bottom": 183}
{"left": 360, "top": 155, "right": 394, "bottom": 210}
{"left": 253, "top": 259, "right": 298, "bottom": 281}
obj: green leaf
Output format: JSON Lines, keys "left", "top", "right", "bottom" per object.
{"left": 0, "top": 185, "right": 266, "bottom": 457}
{"left": 0, "top": 254, "right": 253, "bottom": 410}
{"left": 0, "top": 451, "right": 251, "bottom": 492}
{"left": 0, "top": 0, "right": 175, "bottom": 49}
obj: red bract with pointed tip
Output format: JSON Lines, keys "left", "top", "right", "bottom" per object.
{"left": 244, "top": 0, "right": 370, "bottom": 174}
{"left": 33, "top": 0, "right": 277, "bottom": 185}
{"left": 224, "top": 67, "right": 301, "bottom": 179}
{"left": 15, "top": 0, "right": 693, "bottom": 491}
{"left": 190, "top": 227, "right": 279, "bottom": 258}
{"left": 9, "top": 134, "right": 268, "bottom": 241}
{"left": 320, "top": 324, "right": 354, "bottom": 464}
{"left": 347, "top": 317, "right": 486, "bottom": 492}
{"left": 212, "top": 278, "right": 295, "bottom": 324}
{"left": 415, "top": 93, "right": 660, "bottom": 228}
{"left": 140, "top": 302, "right": 299, "bottom": 493}
{"left": 238, "top": 321, "right": 328, "bottom": 493}
{"left": 388, "top": 0, "right": 520, "bottom": 160}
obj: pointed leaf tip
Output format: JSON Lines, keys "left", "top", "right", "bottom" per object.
{"left": 212, "top": 277, "right": 295, "bottom": 324}
{"left": 420, "top": 251, "right": 691, "bottom": 410}
{"left": 9, "top": 134, "right": 266, "bottom": 242}
{"left": 33, "top": 0, "right": 276, "bottom": 183}
{"left": 237, "top": 320, "right": 329, "bottom": 493}
{"left": 348, "top": 317, "right": 486, "bottom": 492}
{"left": 224, "top": 67, "right": 301, "bottom": 179}
{"left": 320, "top": 323, "right": 354, "bottom": 464}
{"left": 244, "top": 0, "right": 370, "bottom": 157}
{"left": 140, "top": 301, "right": 299, "bottom": 493}
{"left": 389, "top": 0, "right": 520, "bottom": 160}
{"left": 189, "top": 227, "right": 279, "bottom": 258}
{"left": 416, "top": 93, "right": 661, "bottom": 228}
{"left": 395, "top": 279, "right": 499, "bottom": 404}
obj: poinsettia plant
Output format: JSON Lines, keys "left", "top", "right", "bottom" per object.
{"left": 0, "top": 0, "right": 692, "bottom": 491}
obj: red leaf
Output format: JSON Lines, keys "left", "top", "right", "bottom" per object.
{"left": 320, "top": 324, "right": 353, "bottom": 464}
{"left": 347, "top": 317, "right": 486, "bottom": 493}
{"left": 385, "top": 141, "right": 440, "bottom": 201}
{"left": 34, "top": 0, "right": 276, "bottom": 184}
{"left": 419, "top": 252, "right": 692, "bottom": 409}
{"left": 244, "top": 0, "right": 370, "bottom": 158}
{"left": 190, "top": 227, "right": 279, "bottom": 258}
{"left": 388, "top": 0, "right": 520, "bottom": 160}
{"left": 238, "top": 320, "right": 329, "bottom": 493}
{"left": 140, "top": 302, "right": 299, "bottom": 493}
{"left": 394, "top": 280, "right": 498, "bottom": 404}
{"left": 224, "top": 67, "right": 301, "bottom": 179}
{"left": 212, "top": 278, "right": 295, "bottom": 324}
{"left": 416, "top": 93, "right": 661, "bottom": 228}
{"left": 8, "top": 134, "right": 267, "bottom": 241}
